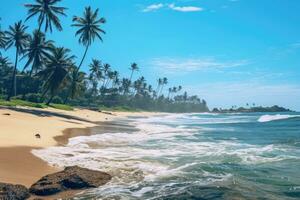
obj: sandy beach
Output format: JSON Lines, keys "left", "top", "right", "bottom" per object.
{"left": 0, "top": 106, "right": 158, "bottom": 187}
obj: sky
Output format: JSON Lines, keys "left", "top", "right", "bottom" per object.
{"left": 0, "top": 0, "right": 300, "bottom": 110}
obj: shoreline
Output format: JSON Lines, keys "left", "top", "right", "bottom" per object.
{"left": 0, "top": 106, "right": 160, "bottom": 189}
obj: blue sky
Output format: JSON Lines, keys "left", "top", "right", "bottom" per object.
{"left": 1, "top": 0, "right": 300, "bottom": 110}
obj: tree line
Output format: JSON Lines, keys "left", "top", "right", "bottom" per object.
{"left": 0, "top": 0, "right": 208, "bottom": 113}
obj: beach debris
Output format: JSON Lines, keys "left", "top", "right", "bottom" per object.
{"left": 29, "top": 166, "right": 112, "bottom": 196}
{"left": 0, "top": 182, "right": 30, "bottom": 200}
{"left": 2, "top": 113, "right": 11, "bottom": 116}
{"left": 35, "top": 134, "right": 41, "bottom": 139}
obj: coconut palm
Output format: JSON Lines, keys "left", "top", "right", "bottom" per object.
{"left": 121, "top": 78, "right": 131, "bottom": 95}
{"left": 129, "top": 63, "right": 138, "bottom": 82}
{"left": 156, "top": 78, "right": 162, "bottom": 96}
{"left": 38, "top": 47, "right": 75, "bottom": 105}
{"left": 101, "top": 63, "right": 111, "bottom": 87}
{"left": 5, "top": 21, "right": 30, "bottom": 100}
{"left": 88, "top": 59, "right": 102, "bottom": 98}
{"left": 0, "top": 31, "right": 7, "bottom": 50}
{"left": 72, "top": 6, "right": 106, "bottom": 73}
{"left": 159, "top": 77, "right": 168, "bottom": 96}
{"left": 65, "top": 6, "right": 106, "bottom": 102}
{"left": 68, "top": 70, "right": 87, "bottom": 100}
{"left": 22, "top": 30, "right": 54, "bottom": 76}
{"left": 25, "top": 0, "right": 67, "bottom": 32}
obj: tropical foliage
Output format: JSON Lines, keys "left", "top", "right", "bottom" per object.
{"left": 0, "top": 1, "right": 208, "bottom": 113}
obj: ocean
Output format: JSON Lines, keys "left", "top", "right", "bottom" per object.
{"left": 32, "top": 112, "right": 300, "bottom": 200}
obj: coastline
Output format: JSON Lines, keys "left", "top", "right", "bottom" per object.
{"left": 0, "top": 106, "right": 159, "bottom": 188}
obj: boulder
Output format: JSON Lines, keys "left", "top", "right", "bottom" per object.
{"left": 0, "top": 182, "right": 30, "bottom": 200}
{"left": 29, "top": 166, "right": 112, "bottom": 196}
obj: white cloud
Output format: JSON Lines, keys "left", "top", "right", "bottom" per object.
{"left": 150, "top": 57, "right": 248, "bottom": 73}
{"left": 168, "top": 4, "right": 204, "bottom": 12}
{"left": 142, "top": 3, "right": 164, "bottom": 12}
{"left": 141, "top": 3, "right": 203, "bottom": 13}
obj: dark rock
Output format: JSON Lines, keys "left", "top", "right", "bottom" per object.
{"left": 0, "top": 182, "right": 30, "bottom": 200}
{"left": 3, "top": 113, "right": 11, "bottom": 116}
{"left": 29, "top": 166, "right": 112, "bottom": 196}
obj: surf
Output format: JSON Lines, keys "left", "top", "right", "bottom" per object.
{"left": 258, "top": 114, "right": 300, "bottom": 122}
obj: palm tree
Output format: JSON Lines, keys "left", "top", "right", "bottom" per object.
{"left": 89, "top": 59, "right": 103, "bottom": 82}
{"left": 101, "top": 63, "right": 110, "bottom": 87}
{"left": 68, "top": 70, "right": 87, "bottom": 100}
{"left": 25, "top": 0, "right": 67, "bottom": 32}
{"left": 5, "top": 21, "right": 30, "bottom": 100}
{"left": 156, "top": 78, "right": 162, "bottom": 96}
{"left": 72, "top": 6, "right": 106, "bottom": 74}
{"left": 22, "top": 30, "right": 54, "bottom": 76}
{"left": 0, "top": 56, "right": 12, "bottom": 95}
{"left": 159, "top": 77, "right": 168, "bottom": 96}
{"left": 0, "top": 30, "right": 7, "bottom": 50}
{"left": 168, "top": 87, "right": 172, "bottom": 99}
{"left": 65, "top": 6, "right": 106, "bottom": 102}
{"left": 121, "top": 78, "right": 131, "bottom": 95}
{"left": 129, "top": 63, "right": 138, "bottom": 82}
{"left": 38, "top": 47, "right": 75, "bottom": 105}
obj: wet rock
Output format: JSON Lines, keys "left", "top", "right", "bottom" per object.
{"left": 29, "top": 166, "right": 112, "bottom": 196}
{"left": 0, "top": 182, "right": 30, "bottom": 200}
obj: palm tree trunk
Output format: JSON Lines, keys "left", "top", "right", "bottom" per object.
{"left": 64, "top": 45, "right": 89, "bottom": 104}
{"left": 41, "top": 86, "right": 50, "bottom": 102}
{"left": 46, "top": 94, "right": 54, "bottom": 105}
{"left": 129, "top": 70, "right": 134, "bottom": 82}
{"left": 159, "top": 85, "right": 164, "bottom": 96}
{"left": 7, "top": 48, "right": 19, "bottom": 101}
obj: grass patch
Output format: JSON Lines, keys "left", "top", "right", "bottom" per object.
{"left": 0, "top": 99, "right": 73, "bottom": 111}
{"left": 98, "top": 105, "right": 142, "bottom": 112}
{"left": 49, "top": 103, "right": 74, "bottom": 111}
{"left": 0, "top": 99, "right": 47, "bottom": 108}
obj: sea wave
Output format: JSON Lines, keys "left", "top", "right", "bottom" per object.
{"left": 258, "top": 114, "right": 300, "bottom": 122}
{"left": 31, "top": 113, "right": 299, "bottom": 199}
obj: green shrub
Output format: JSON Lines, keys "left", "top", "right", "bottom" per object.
{"left": 25, "top": 93, "right": 43, "bottom": 103}
{"left": 52, "top": 96, "right": 63, "bottom": 104}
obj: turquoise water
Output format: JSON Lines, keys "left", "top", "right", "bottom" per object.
{"left": 33, "top": 112, "right": 300, "bottom": 199}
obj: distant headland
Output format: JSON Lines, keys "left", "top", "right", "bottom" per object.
{"left": 212, "top": 105, "right": 293, "bottom": 113}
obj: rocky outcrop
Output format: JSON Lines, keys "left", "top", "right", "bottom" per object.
{"left": 29, "top": 166, "right": 112, "bottom": 196}
{"left": 0, "top": 182, "right": 30, "bottom": 200}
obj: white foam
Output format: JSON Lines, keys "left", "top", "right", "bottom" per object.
{"left": 31, "top": 113, "right": 298, "bottom": 199}
{"left": 258, "top": 114, "right": 299, "bottom": 122}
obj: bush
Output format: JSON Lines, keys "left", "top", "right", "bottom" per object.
{"left": 52, "top": 96, "right": 63, "bottom": 104}
{"left": 25, "top": 93, "right": 43, "bottom": 103}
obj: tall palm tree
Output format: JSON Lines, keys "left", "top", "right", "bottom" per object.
{"left": 68, "top": 71, "right": 87, "bottom": 100}
{"left": 159, "top": 77, "right": 168, "bottom": 96}
{"left": 22, "top": 30, "right": 54, "bottom": 76}
{"left": 72, "top": 6, "right": 106, "bottom": 73}
{"left": 38, "top": 47, "right": 75, "bottom": 105}
{"left": 0, "top": 31, "right": 7, "bottom": 51}
{"left": 121, "top": 78, "right": 131, "bottom": 95}
{"left": 25, "top": 0, "right": 67, "bottom": 32}
{"left": 0, "top": 56, "right": 12, "bottom": 95}
{"left": 101, "top": 63, "right": 110, "bottom": 88}
{"left": 156, "top": 78, "right": 162, "bottom": 96}
{"left": 5, "top": 21, "right": 30, "bottom": 100}
{"left": 88, "top": 59, "right": 102, "bottom": 98}
{"left": 129, "top": 63, "right": 138, "bottom": 82}
{"left": 65, "top": 6, "right": 106, "bottom": 102}
{"left": 89, "top": 59, "right": 102, "bottom": 81}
